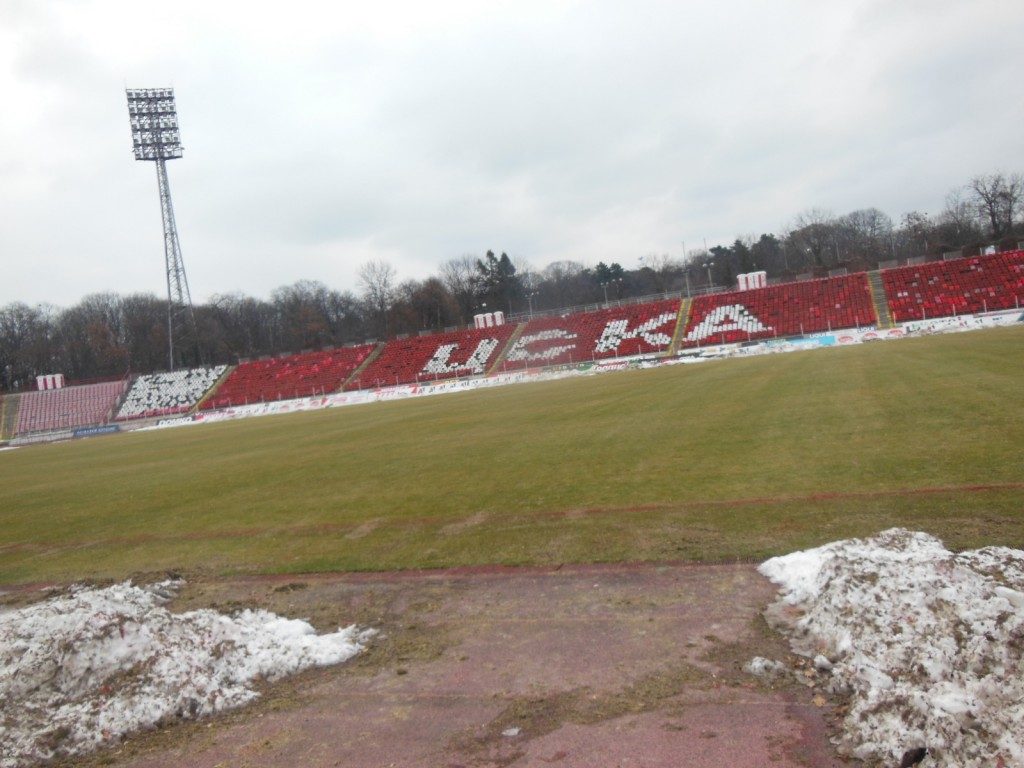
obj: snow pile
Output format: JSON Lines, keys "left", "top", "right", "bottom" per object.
{"left": 0, "top": 581, "right": 372, "bottom": 767}
{"left": 759, "top": 528, "right": 1024, "bottom": 767}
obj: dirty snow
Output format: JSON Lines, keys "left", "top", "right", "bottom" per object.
{"left": 0, "top": 581, "right": 372, "bottom": 767}
{"left": 742, "top": 656, "right": 788, "bottom": 680}
{"left": 758, "top": 528, "right": 1024, "bottom": 767}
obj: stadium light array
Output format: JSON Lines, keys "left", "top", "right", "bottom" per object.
{"left": 126, "top": 88, "right": 184, "bottom": 161}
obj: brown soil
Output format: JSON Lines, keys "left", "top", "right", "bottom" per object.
{"left": 24, "top": 563, "right": 856, "bottom": 768}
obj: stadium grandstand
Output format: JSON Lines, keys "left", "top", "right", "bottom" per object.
{"left": 200, "top": 345, "right": 376, "bottom": 410}
{"left": 1, "top": 250, "right": 1021, "bottom": 441}
{"left": 681, "top": 273, "right": 875, "bottom": 347}
{"left": 882, "top": 250, "right": 1024, "bottom": 322}
{"left": 344, "top": 324, "right": 517, "bottom": 390}
{"left": 502, "top": 299, "right": 681, "bottom": 369}
{"left": 14, "top": 380, "right": 128, "bottom": 435}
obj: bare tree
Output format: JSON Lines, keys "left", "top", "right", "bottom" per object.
{"left": 439, "top": 255, "right": 479, "bottom": 324}
{"left": 787, "top": 209, "right": 838, "bottom": 269}
{"left": 392, "top": 277, "right": 460, "bottom": 333}
{"left": 969, "top": 172, "right": 1024, "bottom": 239}
{"left": 120, "top": 293, "right": 168, "bottom": 372}
{"left": 358, "top": 260, "right": 396, "bottom": 338}
{"left": 0, "top": 303, "right": 58, "bottom": 389}
{"left": 899, "top": 211, "right": 934, "bottom": 256}
{"left": 838, "top": 208, "right": 894, "bottom": 266}
{"left": 208, "top": 292, "right": 279, "bottom": 358}
{"left": 271, "top": 280, "right": 337, "bottom": 351}
{"left": 539, "top": 260, "right": 590, "bottom": 309}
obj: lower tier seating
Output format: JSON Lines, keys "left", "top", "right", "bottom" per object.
{"left": 15, "top": 380, "right": 128, "bottom": 434}
{"left": 682, "top": 274, "right": 876, "bottom": 347}
{"left": 500, "top": 299, "right": 681, "bottom": 370}
{"left": 200, "top": 346, "right": 376, "bottom": 409}
{"left": 881, "top": 250, "right": 1024, "bottom": 322}
{"left": 346, "top": 325, "right": 517, "bottom": 389}
{"left": 117, "top": 366, "right": 227, "bottom": 420}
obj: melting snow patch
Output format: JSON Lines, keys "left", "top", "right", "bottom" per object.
{"left": 742, "top": 656, "right": 788, "bottom": 680}
{"left": 0, "top": 581, "right": 373, "bottom": 767}
{"left": 758, "top": 528, "right": 1024, "bottom": 767}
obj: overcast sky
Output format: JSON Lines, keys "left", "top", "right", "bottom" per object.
{"left": 1, "top": 0, "right": 1022, "bottom": 307}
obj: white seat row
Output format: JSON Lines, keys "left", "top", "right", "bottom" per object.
{"left": 117, "top": 366, "right": 227, "bottom": 420}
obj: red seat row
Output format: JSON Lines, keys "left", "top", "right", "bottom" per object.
{"left": 201, "top": 346, "right": 376, "bottom": 409}
{"left": 681, "top": 274, "right": 876, "bottom": 347}
{"left": 15, "top": 380, "right": 128, "bottom": 434}
{"left": 345, "top": 326, "right": 517, "bottom": 390}
{"left": 500, "top": 300, "right": 682, "bottom": 370}
{"left": 881, "top": 251, "right": 1024, "bottom": 323}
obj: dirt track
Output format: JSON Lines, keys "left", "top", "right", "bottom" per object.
{"left": 57, "top": 563, "right": 850, "bottom": 768}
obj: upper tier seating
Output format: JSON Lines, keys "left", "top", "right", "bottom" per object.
{"left": 501, "top": 299, "right": 682, "bottom": 370}
{"left": 881, "top": 250, "right": 1024, "bottom": 323}
{"left": 200, "top": 346, "right": 376, "bottom": 409}
{"left": 346, "top": 325, "right": 517, "bottom": 390}
{"left": 15, "top": 380, "right": 128, "bottom": 434}
{"left": 682, "top": 274, "right": 876, "bottom": 347}
{"left": 116, "top": 365, "right": 227, "bottom": 420}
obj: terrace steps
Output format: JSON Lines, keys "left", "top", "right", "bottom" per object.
{"left": 0, "top": 393, "right": 21, "bottom": 440}
{"left": 342, "top": 342, "right": 386, "bottom": 391}
{"left": 667, "top": 298, "right": 693, "bottom": 355}
{"left": 488, "top": 322, "right": 526, "bottom": 375}
{"left": 192, "top": 365, "right": 235, "bottom": 412}
{"left": 867, "top": 271, "right": 894, "bottom": 328}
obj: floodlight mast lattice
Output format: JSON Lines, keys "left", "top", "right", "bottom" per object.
{"left": 126, "top": 87, "right": 199, "bottom": 371}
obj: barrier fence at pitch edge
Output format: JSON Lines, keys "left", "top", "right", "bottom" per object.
{"left": 131, "top": 308, "right": 1022, "bottom": 435}
{"left": 72, "top": 424, "right": 121, "bottom": 439}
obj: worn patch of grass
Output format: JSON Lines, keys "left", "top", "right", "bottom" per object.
{"left": 1, "top": 326, "right": 1022, "bottom": 584}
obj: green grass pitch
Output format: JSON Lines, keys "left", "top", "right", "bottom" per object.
{"left": 1, "top": 326, "right": 1022, "bottom": 585}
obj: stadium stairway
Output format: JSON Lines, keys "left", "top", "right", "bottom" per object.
{"left": 341, "top": 342, "right": 386, "bottom": 391}
{"left": 0, "top": 393, "right": 21, "bottom": 440}
{"left": 487, "top": 322, "right": 527, "bottom": 375}
{"left": 667, "top": 298, "right": 693, "bottom": 356}
{"left": 867, "top": 270, "right": 894, "bottom": 329}
{"left": 109, "top": 379, "right": 133, "bottom": 420}
{"left": 192, "top": 365, "right": 235, "bottom": 412}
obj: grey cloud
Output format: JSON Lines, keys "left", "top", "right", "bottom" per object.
{"left": 1, "top": 0, "right": 1023, "bottom": 307}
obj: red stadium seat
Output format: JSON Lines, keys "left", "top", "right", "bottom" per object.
{"left": 201, "top": 346, "right": 375, "bottom": 409}
{"left": 346, "top": 325, "right": 517, "bottom": 390}
{"left": 501, "top": 299, "right": 681, "bottom": 370}
{"left": 681, "top": 274, "right": 875, "bottom": 347}
{"left": 881, "top": 251, "right": 1024, "bottom": 323}
{"left": 15, "top": 380, "right": 128, "bottom": 434}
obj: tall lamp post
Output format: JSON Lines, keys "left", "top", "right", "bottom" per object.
{"left": 703, "top": 261, "right": 715, "bottom": 290}
{"left": 680, "top": 241, "right": 692, "bottom": 297}
{"left": 126, "top": 87, "right": 199, "bottom": 372}
{"left": 526, "top": 291, "right": 538, "bottom": 318}
{"left": 599, "top": 278, "right": 622, "bottom": 307}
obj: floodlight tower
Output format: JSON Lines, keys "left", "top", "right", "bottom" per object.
{"left": 126, "top": 87, "right": 199, "bottom": 371}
